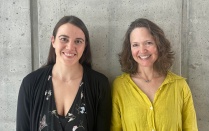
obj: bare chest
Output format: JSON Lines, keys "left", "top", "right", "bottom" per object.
{"left": 132, "top": 76, "right": 165, "bottom": 102}
{"left": 52, "top": 78, "right": 82, "bottom": 116}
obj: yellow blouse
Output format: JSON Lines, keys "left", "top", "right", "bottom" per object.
{"left": 111, "top": 71, "right": 198, "bottom": 131}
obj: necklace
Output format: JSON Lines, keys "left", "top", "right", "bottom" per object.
{"left": 144, "top": 79, "right": 151, "bottom": 83}
{"left": 136, "top": 73, "right": 153, "bottom": 83}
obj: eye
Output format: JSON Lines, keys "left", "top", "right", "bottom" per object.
{"left": 75, "top": 39, "right": 84, "bottom": 44}
{"left": 145, "top": 41, "right": 153, "bottom": 46}
{"left": 59, "top": 37, "right": 69, "bottom": 43}
{"left": 132, "top": 43, "right": 138, "bottom": 47}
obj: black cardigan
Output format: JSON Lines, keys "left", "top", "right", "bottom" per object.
{"left": 16, "top": 65, "right": 111, "bottom": 131}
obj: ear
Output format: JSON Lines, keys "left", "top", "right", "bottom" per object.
{"left": 51, "top": 36, "right": 55, "bottom": 48}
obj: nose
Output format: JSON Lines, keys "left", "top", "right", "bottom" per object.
{"left": 66, "top": 40, "right": 75, "bottom": 50}
{"left": 139, "top": 44, "right": 147, "bottom": 53}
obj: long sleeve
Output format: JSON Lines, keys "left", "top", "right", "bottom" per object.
{"left": 96, "top": 77, "right": 112, "bottom": 131}
{"left": 111, "top": 101, "right": 122, "bottom": 131}
{"left": 182, "top": 82, "right": 198, "bottom": 131}
{"left": 110, "top": 78, "right": 122, "bottom": 131}
{"left": 16, "top": 78, "right": 30, "bottom": 131}
{"left": 110, "top": 72, "right": 198, "bottom": 131}
{"left": 16, "top": 65, "right": 53, "bottom": 131}
{"left": 83, "top": 66, "right": 112, "bottom": 131}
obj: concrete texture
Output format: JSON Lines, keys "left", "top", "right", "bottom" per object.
{"left": 0, "top": 0, "right": 208, "bottom": 130}
{"left": 187, "top": 0, "right": 209, "bottom": 130}
{"left": 0, "top": 0, "right": 31, "bottom": 130}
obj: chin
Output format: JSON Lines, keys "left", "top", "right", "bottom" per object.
{"left": 139, "top": 63, "right": 154, "bottom": 68}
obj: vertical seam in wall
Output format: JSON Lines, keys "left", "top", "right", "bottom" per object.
{"left": 30, "top": 0, "right": 39, "bottom": 71}
{"left": 107, "top": 0, "right": 111, "bottom": 79}
{"left": 181, "top": 0, "right": 189, "bottom": 78}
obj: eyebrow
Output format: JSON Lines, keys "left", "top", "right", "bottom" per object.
{"left": 58, "top": 35, "right": 69, "bottom": 38}
{"left": 58, "top": 35, "right": 85, "bottom": 41}
{"left": 76, "top": 38, "right": 85, "bottom": 42}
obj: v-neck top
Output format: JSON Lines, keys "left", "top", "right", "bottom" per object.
{"left": 57, "top": 82, "right": 86, "bottom": 130}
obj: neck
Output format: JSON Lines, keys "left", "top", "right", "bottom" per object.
{"left": 137, "top": 67, "right": 156, "bottom": 83}
{"left": 52, "top": 63, "right": 83, "bottom": 82}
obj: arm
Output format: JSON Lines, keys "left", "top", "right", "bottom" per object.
{"left": 96, "top": 77, "right": 112, "bottom": 131}
{"left": 110, "top": 101, "right": 122, "bottom": 131}
{"left": 182, "top": 82, "right": 198, "bottom": 131}
{"left": 110, "top": 80, "right": 122, "bottom": 131}
{"left": 16, "top": 78, "right": 30, "bottom": 131}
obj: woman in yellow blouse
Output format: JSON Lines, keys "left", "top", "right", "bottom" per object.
{"left": 111, "top": 18, "right": 198, "bottom": 131}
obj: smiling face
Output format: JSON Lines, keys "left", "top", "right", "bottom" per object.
{"left": 130, "top": 27, "right": 158, "bottom": 69}
{"left": 51, "top": 23, "right": 85, "bottom": 66}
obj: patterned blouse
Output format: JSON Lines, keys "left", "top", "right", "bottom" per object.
{"left": 38, "top": 75, "right": 87, "bottom": 131}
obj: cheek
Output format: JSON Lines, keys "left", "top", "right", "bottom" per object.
{"left": 78, "top": 45, "right": 85, "bottom": 53}
{"left": 149, "top": 46, "right": 158, "bottom": 53}
{"left": 131, "top": 48, "right": 138, "bottom": 56}
{"left": 81, "top": 44, "right": 86, "bottom": 51}
{"left": 154, "top": 48, "right": 159, "bottom": 55}
{"left": 152, "top": 48, "right": 159, "bottom": 59}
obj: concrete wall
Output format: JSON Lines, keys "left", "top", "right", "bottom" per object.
{"left": 0, "top": 0, "right": 31, "bottom": 130}
{"left": 187, "top": 0, "right": 209, "bottom": 130}
{"left": 0, "top": 0, "right": 208, "bottom": 130}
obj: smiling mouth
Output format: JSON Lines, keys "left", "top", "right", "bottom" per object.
{"left": 64, "top": 52, "right": 76, "bottom": 57}
{"left": 138, "top": 55, "right": 151, "bottom": 59}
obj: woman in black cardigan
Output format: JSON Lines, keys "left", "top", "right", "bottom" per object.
{"left": 16, "top": 15, "right": 111, "bottom": 131}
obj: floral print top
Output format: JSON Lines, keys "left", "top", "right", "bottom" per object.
{"left": 38, "top": 75, "right": 87, "bottom": 131}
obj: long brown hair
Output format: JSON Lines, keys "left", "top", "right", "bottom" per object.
{"left": 119, "top": 18, "right": 174, "bottom": 75}
{"left": 43, "top": 15, "right": 92, "bottom": 68}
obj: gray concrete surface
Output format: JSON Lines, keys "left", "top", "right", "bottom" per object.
{"left": 0, "top": 0, "right": 31, "bottom": 130}
{"left": 187, "top": 0, "right": 209, "bottom": 130}
{"left": 0, "top": 0, "right": 208, "bottom": 130}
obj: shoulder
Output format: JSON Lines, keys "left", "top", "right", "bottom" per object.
{"left": 23, "top": 65, "right": 52, "bottom": 82}
{"left": 84, "top": 66, "right": 108, "bottom": 82}
{"left": 21, "top": 65, "right": 52, "bottom": 90}
{"left": 19, "top": 65, "right": 52, "bottom": 99}
{"left": 167, "top": 72, "right": 194, "bottom": 101}
{"left": 113, "top": 73, "right": 130, "bottom": 85}
{"left": 112, "top": 73, "right": 130, "bottom": 92}
{"left": 165, "top": 71, "right": 190, "bottom": 91}
{"left": 166, "top": 71, "right": 186, "bottom": 83}
{"left": 83, "top": 66, "right": 110, "bottom": 98}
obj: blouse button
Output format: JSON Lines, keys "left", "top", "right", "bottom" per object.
{"left": 150, "top": 106, "right": 153, "bottom": 110}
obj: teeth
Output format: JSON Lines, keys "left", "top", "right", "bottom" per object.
{"left": 65, "top": 53, "right": 75, "bottom": 56}
{"left": 139, "top": 55, "right": 150, "bottom": 59}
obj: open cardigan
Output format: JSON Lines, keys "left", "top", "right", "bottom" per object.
{"left": 16, "top": 65, "right": 111, "bottom": 131}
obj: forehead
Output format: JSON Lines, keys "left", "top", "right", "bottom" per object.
{"left": 130, "top": 27, "right": 154, "bottom": 40}
{"left": 57, "top": 23, "right": 85, "bottom": 38}
{"left": 131, "top": 27, "right": 151, "bottom": 35}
